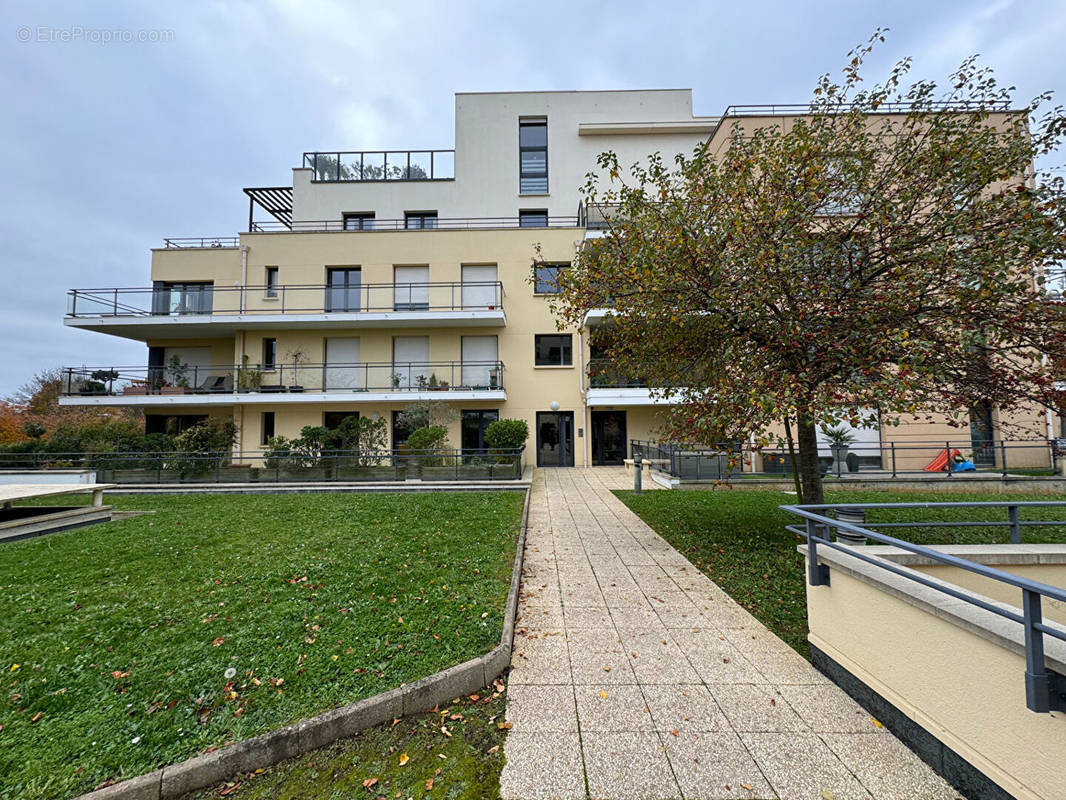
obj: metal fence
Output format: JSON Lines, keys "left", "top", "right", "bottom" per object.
{"left": 781, "top": 501, "right": 1066, "bottom": 713}
{"left": 0, "top": 448, "right": 525, "bottom": 484}
{"left": 631, "top": 439, "right": 1062, "bottom": 481}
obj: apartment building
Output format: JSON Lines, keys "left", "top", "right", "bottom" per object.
{"left": 59, "top": 89, "right": 1055, "bottom": 470}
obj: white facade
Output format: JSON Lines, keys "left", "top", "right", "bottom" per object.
{"left": 288, "top": 89, "right": 718, "bottom": 224}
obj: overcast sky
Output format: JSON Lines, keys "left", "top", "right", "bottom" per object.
{"left": 1, "top": 0, "right": 1064, "bottom": 397}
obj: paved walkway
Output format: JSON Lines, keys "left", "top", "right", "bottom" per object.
{"left": 500, "top": 468, "right": 961, "bottom": 800}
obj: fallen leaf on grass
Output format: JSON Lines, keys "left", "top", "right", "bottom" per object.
{"left": 362, "top": 777, "right": 378, "bottom": 790}
{"left": 110, "top": 671, "right": 130, "bottom": 679}
{"left": 30, "top": 712, "right": 43, "bottom": 724}
{"left": 487, "top": 745, "right": 499, "bottom": 754}
{"left": 496, "top": 722, "right": 511, "bottom": 730}
{"left": 398, "top": 753, "right": 409, "bottom": 766}
{"left": 212, "top": 637, "right": 225, "bottom": 647}
{"left": 219, "top": 782, "right": 241, "bottom": 796}
{"left": 425, "top": 778, "right": 434, "bottom": 790}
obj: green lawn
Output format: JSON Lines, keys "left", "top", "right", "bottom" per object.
{"left": 0, "top": 491, "right": 523, "bottom": 800}
{"left": 616, "top": 489, "right": 1066, "bottom": 657}
{"left": 190, "top": 683, "right": 509, "bottom": 800}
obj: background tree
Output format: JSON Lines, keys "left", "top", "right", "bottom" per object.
{"left": 552, "top": 33, "right": 1066, "bottom": 504}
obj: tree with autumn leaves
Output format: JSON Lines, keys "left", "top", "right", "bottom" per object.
{"left": 551, "top": 34, "right": 1066, "bottom": 504}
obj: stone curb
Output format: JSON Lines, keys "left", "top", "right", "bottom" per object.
{"left": 74, "top": 486, "right": 530, "bottom": 800}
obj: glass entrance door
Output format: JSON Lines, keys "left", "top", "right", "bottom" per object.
{"left": 591, "top": 410, "right": 627, "bottom": 466}
{"left": 536, "top": 411, "right": 574, "bottom": 467}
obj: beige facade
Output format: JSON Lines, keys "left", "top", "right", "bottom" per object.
{"left": 803, "top": 545, "right": 1066, "bottom": 800}
{"left": 59, "top": 90, "right": 1056, "bottom": 469}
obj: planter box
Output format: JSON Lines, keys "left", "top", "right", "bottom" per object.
{"left": 160, "top": 386, "right": 189, "bottom": 395}
{"left": 123, "top": 386, "right": 148, "bottom": 396}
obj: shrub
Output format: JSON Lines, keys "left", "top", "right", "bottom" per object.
{"left": 173, "top": 418, "right": 237, "bottom": 477}
{"left": 406, "top": 425, "right": 449, "bottom": 466}
{"left": 484, "top": 418, "right": 529, "bottom": 450}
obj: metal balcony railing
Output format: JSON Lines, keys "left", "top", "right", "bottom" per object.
{"left": 66, "top": 282, "right": 505, "bottom": 318}
{"left": 302, "top": 150, "right": 455, "bottom": 182}
{"left": 61, "top": 361, "right": 506, "bottom": 397}
{"left": 782, "top": 501, "right": 1066, "bottom": 713}
{"left": 162, "top": 237, "right": 240, "bottom": 248}
{"left": 247, "top": 216, "right": 580, "bottom": 233}
{"left": 586, "top": 359, "right": 649, "bottom": 388}
{"left": 0, "top": 447, "right": 525, "bottom": 483}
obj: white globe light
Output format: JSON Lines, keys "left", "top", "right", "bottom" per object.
{"left": 549, "top": 401, "right": 560, "bottom": 411}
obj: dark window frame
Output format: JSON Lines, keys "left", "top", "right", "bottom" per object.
{"left": 261, "top": 411, "right": 275, "bottom": 445}
{"left": 534, "top": 334, "right": 573, "bottom": 366}
{"left": 265, "top": 267, "right": 279, "bottom": 298}
{"left": 324, "top": 410, "right": 360, "bottom": 430}
{"left": 534, "top": 263, "right": 568, "bottom": 294}
{"left": 343, "top": 212, "right": 376, "bottom": 230}
{"left": 461, "top": 409, "right": 500, "bottom": 452}
{"left": 519, "top": 119, "right": 548, "bottom": 194}
{"left": 404, "top": 211, "right": 438, "bottom": 230}
{"left": 262, "top": 338, "right": 277, "bottom": 371}
{"left": 325, "top": 267, "right": 361, "bottom": 312}
{"left": 519, "top": 209, "right": 549, "bottom": 229}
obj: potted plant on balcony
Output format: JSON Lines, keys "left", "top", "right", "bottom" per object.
{"left": 821, "top": 424, "right": 856, "bottom": 475}
{"left": 285, "top": 347, "right": 307, "bottom": 392}
{"left": 391, "top": 373, "right": 403, "bottom": 389}
{"left": 237, "top": 355, "right": 263, "bottom": 393}
{"left": 162, "top": 356, "right": 190, "bottom": 394}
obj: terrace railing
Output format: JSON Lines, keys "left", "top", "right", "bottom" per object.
{"left": 0, "top": 447, "right": 525, "bottom": 483}
{"left": 61, "top": 361, "right": 505, "bottom": 397}
{"left": 162, "top": 237, "right": 240, "bottom": 248}
{"left": 632, "top": 439, "right": 1064, "bottom": 481}
{"left": 248, "top": 216, "right": 580, "bottom": 233}
{"left": 66, "top": 282, "right": 504, "bottom": 318}
{"left": 302, "top": 150, "right": 455, "bottom": 182}
{"left": 781, "top": 501, "right": 1066, "bottom": 713}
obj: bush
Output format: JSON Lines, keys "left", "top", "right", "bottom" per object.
{"left": 484, "top": 418, "right": 529, "bottom": 450}
{"left": 406, "top": 425, "right": 449, "bottom": 466}
{"left": 173, "top": 418, "right": 237, "bottom": 477}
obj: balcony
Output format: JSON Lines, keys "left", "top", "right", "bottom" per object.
{"left": 64, "top": 282, "right": 507, "bottom": 339}
{"left": 58, "top": 361, "right": 506, "bottom": 406}
{"left": 247, "top": 215, "right": 580, "bottom": 233}
{"left": 302, "top": 150, "right": 455, "bottom": 182}
{"left": 586, "top": 359, "right": 681, "bottom": 406}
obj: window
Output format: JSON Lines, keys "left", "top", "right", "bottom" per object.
{"left": 392, "top": 410, "right": 413, "bottom": 449}
{"left": 324, "top": 411, "right": 359, "bottom": 430}
{"left": 535, "top": 334, "right": 572, "bottom": 366}
{"left": 462, "top": 410, "right": 499, "bottom": 451}
{"left": 534, "top": 263, "right": 567, "bottom": 294}
{"left": 145, "top": 414, "right": 207, "bottom": 435}
{"left": 151, "top": 282, "right": 213, "bottom": 315}
{"left": 262, "top": 338, "right": 277, "bottom": 371}
{"left": 343, "top": 213, "right": 375, "bottom": 230}
{"left": 265, "top": 267, "right": 279, "bottom": 298}
{"left": 405, "top": 211, "right": 438, "bottom": 229}
{"left": 326, "top": 267, "right": 361, "bottom": 312}
{"left": 519, "top": 119, "right": 547, "bottom": 193}
{"left": 519, "top": 209, "right": 548, "bottom": 228}
{"left": 261, "top": 412, "right": 275, "bottom": 445}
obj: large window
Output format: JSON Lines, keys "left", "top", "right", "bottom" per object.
{"left": 145, "top": 414, "right": 207, "bottom": 435}
{"left": 324, "top": 411, "right": 360, "bottom": 430}
{"left": 535, "top": 334, "right": 572, "bottom": 366}
{"left": 261, "top": 412, "right": 275, "bottom": 445}
{"left": 262, "top": 338, "right": 277, "bottom": 371}
{"left": 405, "top": 211, "right": 438, "bottom": 229}
{"left": 462, "top": 410, "right": 499, "bottom": 451}
{"left": 519, "top": 209, "right": 548, "bottom": 228}
{"left": 151, "top": 282, "right": 213, "bottom": 315}
{"left": 343, "top": 213, "right": 375, "bottom": 230}
{"left": 534, "top": 263, "right": 567, "bottom": 294}
{"left": 519, "top": 119, "right": 547, "bottom": 193}
{"left": 392, "top": 410, "right": 413, "bottom": 449}
{"left": 326, "top": 267, "right": 361, "bottom": 312}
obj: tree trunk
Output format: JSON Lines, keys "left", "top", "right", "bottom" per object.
{"left": 795, "top": 412, "right": 824, "bottom": 506}
{"left": 782, "top": 416, "right": 803, "bottom": 503}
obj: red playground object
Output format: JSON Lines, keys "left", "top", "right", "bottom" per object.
{"left": 924, "top": 448, "right": 962, "bottom": 472}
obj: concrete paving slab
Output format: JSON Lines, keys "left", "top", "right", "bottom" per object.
{"left": 581, "top": 731, "right": 681, "bottom": 800}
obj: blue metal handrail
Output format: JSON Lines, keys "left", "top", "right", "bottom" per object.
{"left": 782, "top": 501, "right": 1066, "bottom": 713}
